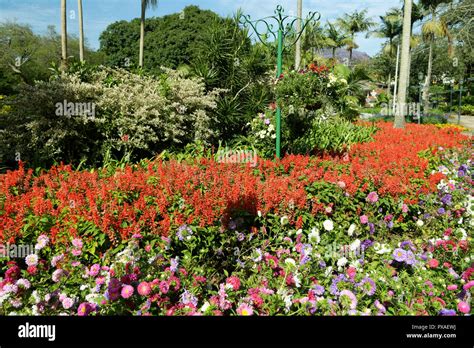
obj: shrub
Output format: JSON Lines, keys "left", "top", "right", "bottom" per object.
{"left": 0, "top": 67, "right": 223, "bottom": 167}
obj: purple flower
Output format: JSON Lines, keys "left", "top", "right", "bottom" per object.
{"left": 439, "top": 309, "right": 456, "bottom": 316}
{"left": 374, "top": 300, "right": 386, "bottom": 314}
{"left": 400, "top": 240, "right": 416, "bottom": 251}
{"left": 77, "top": 302, "right": 93, "bottom": 316}
{"left": 170, "top": 257, "right": 179, "bottom": 273}
{"left": 437, "top": 207, "right": 446, "bottom": 215}
{"left": 177, "top": 225, "right": 193, "bottom": 241}
{"left": 236, "top": 232, "right": 245, "bottom": 242}
{"left": 180, "top": 289, "right": 198, "bottom": 307}
{"left": 357, "top": 277, "right": 376, "bottom": 296}
{"left": 264, "top": 119, "right": 271, "bottom": 125}
{"left": 369, "top": 223, "right": 375, "bottom": 235}
{"left": 393, "top": 248, "right": 407, "bottom": 262}
{"left": 405, "top": 251, "right": 417, "bottom": 265}
{"left": 314, "top": 285, "right": 325, "bottom": 296}
{"left": 229, "top": 220, "right": 237, "bottom": 230}
{"left": 339, "top": 290, "right": 358, "bottom": 310}
{"left": 330, "top": 274, "right": 347, "bottom": 295}
{"left": 319, "top": 261, "right": 326, "bottom": 268}
{"left": 441, "top": 194, "right": 452, "bottom": 205}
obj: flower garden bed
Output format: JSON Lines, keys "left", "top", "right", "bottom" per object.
{"left": 0, "top": 122, "right": 472, "bottom": 315}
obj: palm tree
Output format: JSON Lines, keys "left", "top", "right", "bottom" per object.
{"left": 337, "top": 9, "right": 375, "bottom": 63}
{"left": 404, "top": 1, "right": 424, "bottom": 89}
{"left": 420, "top": 0, "right": 452, "bottom": 114}
{"left": 78, "top": 0, "right": 84, "bottom": 62}
{"left": 139, "top": 0, "right": 158, "bottom": 68}
{"left": 60, "top": 0, "right": 67, "bottom": 71}
{"left": 325, "top": 22, "right": 349, "bottom": 60}
{"left": 395, "top": 0, "right": 413, "bottom": 129}
{"left": 367, "top": 11, "right": 402, "bottom": 98}
{"left": 302, "top": 21, "right": 329, "bottom": 63}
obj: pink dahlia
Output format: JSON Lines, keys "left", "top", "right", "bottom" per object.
{"left": 427, "top": 259, "right": 439, "bottom": 268}
{"left": 447, "top": 284, "right": 458, "bottom": 291}
{"left": 360, "top": 215, "right": 369, "bottom": 224}
{"left": 137, "top": 282, "right": 152, "bottom": 296}
{"left": 457, "top": 301, "right": 470, "bottom": 314}
{"left": 121, "top": 285, "right": 134, "bottom": 299}
{"left": 366, "top": 191, "right": 379, "bottom": 204}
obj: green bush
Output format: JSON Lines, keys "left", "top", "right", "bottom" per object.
{"left": 0, "top": 66, "right": 222, "bottom": 168}
{"left": 291, "top": 119, "right": 377, "bottom": 155}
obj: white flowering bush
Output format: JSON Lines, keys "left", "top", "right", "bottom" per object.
{"left": 0, "top": 67, "right": 222, "bottom": 167}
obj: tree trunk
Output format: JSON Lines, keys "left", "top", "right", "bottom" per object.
{"left": 78, "top": 0, "right": 84, "bottom": 62}
{"left": 405, "top": 22, "right": 413, "bottom": 95}
{"left": 422, "top": 42, "right": 433, "bottom": 115}
{"left": 60, "top": 0, "right": 68, "bottom": 72}
{"left": 139, "top": 0, "right": 146, "bottom": 68}
{"left": 332, "top": 47, "right": 336, "bottom": 59}
{"left": 295, "top": 0, "right": 302, "bottom": 70}
{"left": 395, "top": 0, "right": 412, "bottom": 129}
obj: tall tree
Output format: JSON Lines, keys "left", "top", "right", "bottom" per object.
{"left": 395, "top": 0, "right": 413, "bottom": 129}
{"left": 78, "top": 0, "right": 85, "bottom": 62}
{"left": 60, "top": 0, "right": 67, "bottom": 71}
{"left": 325, "top": 22, "right": 349, "bottom": 59}
{"left": 420, "top": 0, "right": 452, "bottom": 114}
{"left": 337, "top": 9, "right": 375, "bottom": 63}
{"left": 139, "top": 0, "right": 158, "bottom": 68}
{"left": 367, "top": 11, "right": 402, "bottom": 98}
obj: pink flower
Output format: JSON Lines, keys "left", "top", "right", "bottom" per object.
{"left": 463, "top": 280, "right": 474, "bottom": 290}
{"left": 71, "top": 238, "right": 83, "bottom": 249}
{"left": 401, "top": 204, "right": 408, "bottom": 213}
{"left": 226, "top": 276, "right": 241, "bottom": 291}
{"left": 427, "top": 259, "right": 439, "bottom": 268}
{"left": 360, "top": 215, "right": 369, "bottom": 224}
{"left": 447, "top": 284, "right": 458, "bottom": 291}
{"left": 71, "top": 248, "right": 82, "bottom": 256}
{"left": 88, "top": 264, "right": 100, "bottom": 277}
{"left": 159, "top": 281, "right": 169, "bottom": 294}
{"left": 145, "top": 245, "right": 152, "bottom": 252}
{"left": 366, "top": 191, "right": 379, "bottom": 203}
{"left": 457, "top": 301, "right": 470, "bottom": 314}
{"left": 337, "top": 181, "right": 346, "bottom": 189}
{"left": 237, "top": 303, "right": 254, "bottom": 316}
{"left": 137, "top": 282, "right": 151, "bottom": 296}
{"left": 346, "top": 267, "right": 357, "bottom": 281}
{"left": 77, "top": 302, "right": 92, "bottom": 316}
{"left": 121, "top": 285, "right": 134, "bottom": 299}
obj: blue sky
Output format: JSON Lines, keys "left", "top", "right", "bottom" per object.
{"left": 0, "top": 0, "right": 402, "bottom": 56}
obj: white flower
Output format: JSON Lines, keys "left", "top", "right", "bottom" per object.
{"left": 201, "top": 302, "right": 210, "bottom": 312}
{"left": 25, "top": 254, "right": 38, "bottom": 267}
{"left": 294, "top": 273, "right": 301, "bottom": 288}
{"left": 337, "top": 257, "right": 348, "bottom": 267}
{"left": 284, "top": 258, "right": 296, "bottom": 267}
{"left": 350, "top": 239, "right": 361, "bottom": 251}
{"left": 296, "top": 229, "right": 303, "bottom": 235}
{"left": 31, "top": 291, "right": 41, "bottom": 304}
{"left": 257, "top": 210, "right": 262, "bottom": 217}
{"left": 348, "top": 224, "right": 356, "bottom": 236}
{"left": 416, "top": 219, "right": 424, "bottom": 227}
{"left": 323, "top": 219, "right": 334, "bottom": 231}
{"left": 80, "top": 285, "right": 89, "bottom": 291}
{"left": 324, "top": 266, "right": 333, "bottom": 277}
{"left": 308, "top": 228, "right": 320, "bottom": 244}
{"left": 280, "top": 216, "right": 289, "bottom": 226}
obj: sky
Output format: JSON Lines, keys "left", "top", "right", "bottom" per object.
{"left": 0, "top": 0, "right": 402, "bottom": 56}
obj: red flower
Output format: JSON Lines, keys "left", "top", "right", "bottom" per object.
{"left": 427, "top": 259, "right": 439, "bottom": 268}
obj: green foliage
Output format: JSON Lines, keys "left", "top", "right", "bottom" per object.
{"left": 292, "top": 119, "right": 377, "bottom": 155}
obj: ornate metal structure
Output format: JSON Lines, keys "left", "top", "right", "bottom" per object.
{"left": 239, "top": 5, "right": 320, "bottom": 158}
